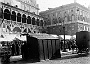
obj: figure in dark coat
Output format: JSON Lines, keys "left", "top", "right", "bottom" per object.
{"left": 11, "top": 43, "right": 15, "bottom": 56}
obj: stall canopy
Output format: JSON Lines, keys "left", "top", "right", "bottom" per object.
{"left": 59, "top": 35, "right": 72, "bottom": 40}
{"left": 0, "top": 38, "right": 6, "bottom": 41}
{"left": 29, "top": 33, "right": 59, "bottom": 39}
{"left": 72, "top": 35, "right": 76, "bottom": 38}
{"left": 70, "top": 35, "right": 76, "bottom": 40}
{"left": 4, "top": 34, "right": 17, "bottom": 41}
{"left": 0, "top": 34, "right": 16, "bottom": 41}
{"left": 0, "top": 33, "right": 26, "bottom": 42}
{"left": 15, "top": 35, "right": 26, "bottom": 41}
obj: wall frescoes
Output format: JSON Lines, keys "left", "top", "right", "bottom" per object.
{"left": 0, "top": 2, "right": 44, "bottom": 34}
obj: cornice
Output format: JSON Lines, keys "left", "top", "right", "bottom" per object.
{"left": 40, "top": 3, "right": 90, "bottom": 14}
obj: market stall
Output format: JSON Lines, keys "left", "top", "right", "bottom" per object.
{"left": 21, "top": 33, "right": 61, "bottom": 61}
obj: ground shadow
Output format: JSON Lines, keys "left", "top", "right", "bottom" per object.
{"left": 52, "top": 53, "right": 90, "bottom": 61}
{"left": 2, "top": 53, "right": 90, "bottom": 64}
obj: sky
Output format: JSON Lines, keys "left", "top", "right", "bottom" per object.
{"left": 37, "top": 0, "right": 90, "bottom": 12}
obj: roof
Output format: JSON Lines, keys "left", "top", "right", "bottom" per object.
{"left": 29, "top": 33, "right": 59, "bottom": 39}
{"left": 40, "top": 2, "right": 90, "bottom": 14}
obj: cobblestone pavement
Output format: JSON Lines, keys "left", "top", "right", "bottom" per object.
{"left": 7, "top": 54, "right": 90, "bottom": 64}
{"left": 26, "top": 54, "right": 90, "bottom": 64}
{"left": 0, "top": 52, "right": 90, "bottom": 64}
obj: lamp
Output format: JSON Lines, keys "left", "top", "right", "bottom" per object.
{"left": 61, "top": 20, "right": 66, "bottom": 52}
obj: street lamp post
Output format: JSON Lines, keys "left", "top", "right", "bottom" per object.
{"left": 61, "top": 20, "right": 66, "bottom": 52}
{"left": 63, "top": 26, "right": 66, "bottom": 52}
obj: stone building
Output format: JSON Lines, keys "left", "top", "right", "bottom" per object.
{"left": 40, "top": 2, "right": 90, "bottom": 35}
{"left": 0, "top": 0, "right": 39, "bottom": 15}
{"left": 0, "top": 0, "right": 44, "bottom": 36}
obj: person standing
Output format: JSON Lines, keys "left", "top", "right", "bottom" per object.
{"left": 60, "top": 40, "right": 63, "bottom": 50}
{"left": 11, "top": 43, "right": 15, "bottom": 56}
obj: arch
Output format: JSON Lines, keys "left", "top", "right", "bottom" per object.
{"left": 27, "top": 16, "right": 31, "bottom": 24}
{"left": 36, "top": 19, "right": 39, "bottom": 26}
{"left": 64, "top": 16, "right": 68, "bottom": 22}
{"left": 71, "top": 14, "right": 75, "bottom": 21}
{"left": 11, "top": 11, "right": 16, "bottom": 21}
{"left": 32, "top": 17, "right": 35, "bottom": 25}
{"left": 4, "top": 9, "right": 11, "bottom": 20}
{"left": 22, "top": 14, "right": 26, "bottom": 23}
{"left": 83, "top": 17, "right": 85, "bottom": 21}
{"left": 0, "top": 8, "right": 3, "bottom": 18}
{"left": 17, "top": 13, "right": 21, "bottom": 22}
{"left": 13, "top": 27, "right": 21, "bottom": 32}
{"left": 80, "top": 15, "right": 83, "bottom": 21}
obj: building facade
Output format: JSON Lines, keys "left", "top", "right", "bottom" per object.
{"left": 0, "top": 0, "right": 39, "bottom": 15}
{"left": 40, "top": 3, "right": 90, "bottom": 35}
{"left": 0, "top": 0, "right": 44, "bottom": 36}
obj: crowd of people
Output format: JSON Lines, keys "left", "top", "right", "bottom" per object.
{"left": 0, "top": 38, "right": 25, "bottom": 63}
{"left": 60, "top": 39, "right": 77, "bottom": 52}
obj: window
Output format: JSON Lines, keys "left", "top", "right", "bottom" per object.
{"left": 80, "top": 15, "right": 83, "bottom": 21}
{"left": 71, "top": 14, "right": 75, "bottom": 21}
{"left": 68, "top": 15, "right": 72, "bottom": 21}
{"left": 64, "top": 16, "right": 68, "bottom": 22}
{"left": 4, "top": 9, "right": 11, "bottom": 20}
{"left": 58, "top": 17, "right": 61, "bottom": 23}
{"left": 27, "top": 16, "right": 31, "bottom": 24}
{"left": 11, "top": 11, "right": 16, "bottom": 21}
{"left": 40, "top": 20, "right": 43, "bottom": 26}
{"left": 17, "top": 13, "right": 21, "bottom": 22}
{"left": 32, "top": 17, "right": 35, "bottom": 25}
{"left": 36, "top": 19, "right": 39, "bottom": 26}
{"left": 83, "top": 17, "right": 85, "bottom": 21}
{"left": 77, "top": 9, "right": 79, "bottom": 11}
{"left": 22, "top": 14, "right": 26, "bottom": 23}
{"left": 0, "top": 8, "right": 3, "bottom": 18}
